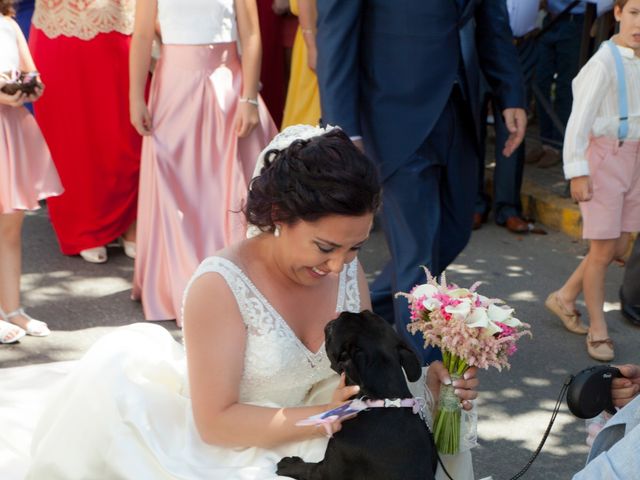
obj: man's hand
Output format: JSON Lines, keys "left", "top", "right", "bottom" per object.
{"left": 612, "top": 364, "right": 640, "bottom": 408}
{"left": 502, "top": 108, "right": 527, "bottom": 157}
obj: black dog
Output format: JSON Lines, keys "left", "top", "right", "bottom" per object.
{"left": 276, "top": 310, "right": 437, "bottom": 480}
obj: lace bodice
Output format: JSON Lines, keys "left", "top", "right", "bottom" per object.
{"left": 185, "top": 256, "right": 361, "bottom": 407}
{"left": 32, "top": 0, "right": 135, "bottom": 40}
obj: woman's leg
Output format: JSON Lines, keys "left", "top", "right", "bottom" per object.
{"left": 583, "top": 236, "right": 628, "bottom": 339}
{"left": 0, "top": 212, "right": 26, "bottom": 328}
{"left": 0, "top": 212, "right": 50, "bottom": 336}
{"left": 123, "top": 220, "right": 136, "bottom": 243}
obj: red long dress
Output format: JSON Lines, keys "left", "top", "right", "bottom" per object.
{"left": 29, "top": 1, "right": 141, "bottom": 255}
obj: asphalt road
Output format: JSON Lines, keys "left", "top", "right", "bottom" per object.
{"left": 2, "top": 206, "right": 638, "bottom": 479}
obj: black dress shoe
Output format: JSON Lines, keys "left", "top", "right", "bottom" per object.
{"left": 620, "top": 287, "right": 640, "bottom": 326}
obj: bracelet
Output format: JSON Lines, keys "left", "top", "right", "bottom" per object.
{"left": 301, "top": 28, "right": 315, "bottom": 35}
{"left": 239, "top": 97, "right": 259, "bottom": 107}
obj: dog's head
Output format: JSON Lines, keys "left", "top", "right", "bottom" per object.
{"left": 324, "top": 310, "right": 422, "bottom": 398}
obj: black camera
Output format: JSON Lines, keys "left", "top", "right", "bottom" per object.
{"left": 566, "top": 365, "right": 622, "bottom": 419}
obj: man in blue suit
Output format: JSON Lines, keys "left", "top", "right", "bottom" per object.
{"left": 316, "top": 0, "right": 527, "bottom": 364}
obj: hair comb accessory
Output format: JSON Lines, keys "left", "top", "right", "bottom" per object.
{"left": 253, "top": 124, "right": 341, "bottom": 178}
{"left": 246, "top": 124, "right": 341, "bottom": 239}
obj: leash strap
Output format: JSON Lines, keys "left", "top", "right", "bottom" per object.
{"left": 605, "top": 41, "right": 629, "bottom": 143}
{"left": 438, "top": 375, "right": 575, "bottom": 480}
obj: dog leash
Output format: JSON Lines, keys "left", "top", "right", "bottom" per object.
{"left": 437, "top": 375, "right": 574, "bottom": 480}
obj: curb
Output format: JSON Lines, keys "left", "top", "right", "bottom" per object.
{"left": 520, "top": 176, "right": 583, "bottom": 239}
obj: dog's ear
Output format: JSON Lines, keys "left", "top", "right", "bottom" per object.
{"left": 397, "top": 342, "right": 422, "bottom": 382}
{"left": 337, "top": 349, "right": 363, "bottom": 386}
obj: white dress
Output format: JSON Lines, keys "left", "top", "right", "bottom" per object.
{"left": 23, "top": 256, "right": 474, "bottom": 479}
{"left": 26, "top": 256, "right": 361, "bottom": 479}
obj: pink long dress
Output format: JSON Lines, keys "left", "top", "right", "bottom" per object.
{"left": 132, "top": 0, "right": 277, "bottom": 325}
{"left": 0, "top": 16, "right": 62, "bottom": 214}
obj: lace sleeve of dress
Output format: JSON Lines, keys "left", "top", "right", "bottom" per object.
{"left": 180, "top": 256, "right": 278, "bottom": 335}
{"left": 32, "top": 0, "right": 135, "bottom": 40}
{"left": 406, "top": 366, "right": 478, "bottom": 453}
{"left": 336, "top": 258, "right": 360, "bottom": 313}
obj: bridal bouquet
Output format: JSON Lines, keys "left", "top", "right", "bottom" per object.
{"left": 397, "top": 268, "right": 531, "bottom": 455}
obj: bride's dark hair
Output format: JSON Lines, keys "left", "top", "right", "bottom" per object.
{"left": 0, "top": 0, "right": 16, "bottom": 16}
{"left": 245, "top": 129, "right": 381, "bottom": 231}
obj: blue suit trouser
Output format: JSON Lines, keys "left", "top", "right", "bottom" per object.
{"left": 370, "top": 87, "right": 478, "bottom": 365}
{"left": 476, "top": 36, "right": 537, "bottom": 223}
{"left": 535, "top": 14, "right": 583, "bottom": 148}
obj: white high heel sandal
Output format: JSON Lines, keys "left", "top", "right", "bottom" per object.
{"left": 0, "top": 307, "right": 26, "bottom": 344}
{"left": 6, "top": 307, "right": 50, "bottom": 337}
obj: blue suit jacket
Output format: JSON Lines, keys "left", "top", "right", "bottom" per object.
{"left": 317, "top": 0, "right": 525, "bottom": 180}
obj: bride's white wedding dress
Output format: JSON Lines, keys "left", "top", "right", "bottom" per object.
{"left": 26, "top": 256, "right": 360, "bottom": 479}
{"left": 4, "top": 255, "right": 474, "bottom": 479}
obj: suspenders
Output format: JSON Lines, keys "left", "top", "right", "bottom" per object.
{"left": 605, "top": 40, "right": 629, "bottom": 145}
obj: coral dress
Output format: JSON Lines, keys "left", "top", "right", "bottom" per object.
{"left": 281, "top": 0, "right": 321, "bottom": 129}
{"left": 0, "top": 16, "right": 62, "bottom": 214}
{"left": 132, "top": 0, "right": 277, "bottom": 324}
{"left": 28, "top": 0, "right": 141, "bottom": 254}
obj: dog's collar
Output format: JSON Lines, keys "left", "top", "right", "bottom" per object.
{"left": 295, "top": 396, "right": 426, "bottom": 438}
{"left": 356, "top": 397, "right": 425, "bottom": 415}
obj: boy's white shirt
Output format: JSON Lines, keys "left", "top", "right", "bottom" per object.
{"left": 563, "top": 43, "right": 640, "bottom": 179}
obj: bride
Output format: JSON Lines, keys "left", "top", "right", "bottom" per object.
{"left": 26, "top": 126, "right": 479, "bottom": 479}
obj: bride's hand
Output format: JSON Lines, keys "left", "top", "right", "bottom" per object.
{"left": 426, "top": 361, "right": 478, "bottom": 411}
{"left": 330, "top": 373, "right": 360, "bottom": 406}
{"left": 315, "top": 373, "right": 360, "bottom": 437}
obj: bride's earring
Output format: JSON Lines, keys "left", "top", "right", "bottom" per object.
{"left": 273, "top": 225, "right": 281, "bottom": 238}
